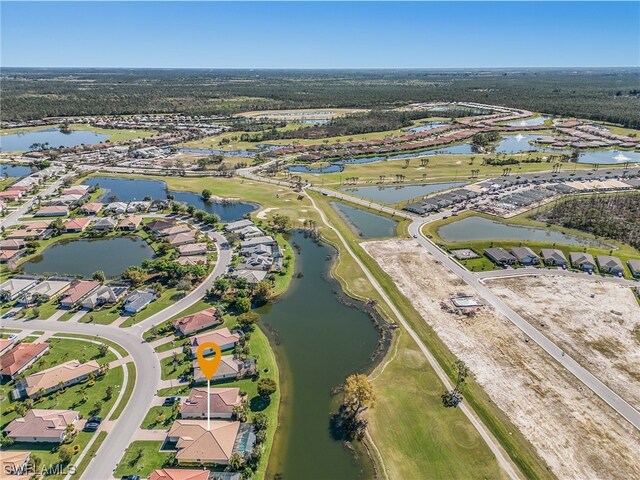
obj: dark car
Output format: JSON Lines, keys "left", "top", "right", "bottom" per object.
{"left": 163, "top": 397, "right": 180, "bottom": 407}
{"left": 83, "top": 422, "right": 99, "bottom": 432}
{"left": 122, "top": 476, "right": 141, "bottom": 480}
{"left": 88, "top": 416, "right": 103, "bottom": 424}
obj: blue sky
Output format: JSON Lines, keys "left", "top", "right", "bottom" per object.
{"left": 2, "top": 2, "right": 639, "bottom": 68}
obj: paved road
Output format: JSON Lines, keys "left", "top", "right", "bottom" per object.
{"left": 2, "top": 230, "right": 231, "bottom": 479}
{"left": 1, "top": 173, "right": 72, "bottom": 229}
{"left": 476, "top": 266, "right": 639, "bottom": 287}
{"left": 406, "top": 219, "right": 640, "bottom": 430}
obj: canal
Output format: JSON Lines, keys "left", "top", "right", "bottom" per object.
{"left": 259, "top": 231, "right": 385, "bottom": 479}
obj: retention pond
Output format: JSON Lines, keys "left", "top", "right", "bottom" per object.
{"left": 260, "top": 231, "right": 387, "bottom": 479}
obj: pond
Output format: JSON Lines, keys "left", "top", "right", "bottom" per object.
{"left": 331, "top": 201, "right": 398, "bottom": 238}
{"left": 407, "top": 122, "right": 449, "bottom": 133}
{"left": 0, "top": 128, "right": 109, "bottom": 152}
{"left": 341, "top": 181, "right": 467, "bottom": 204}
{"left": 22, "top": 236, "right": 154, "bottom": 278}
{"left": 576, "top": 149, "right": 640, "bottom": 165}
{"left": 260, "top": 232, "right": 383, "bottom": 479}
{"left": 500, "top": 115, "right": 551, "bottom": 127}
{"left": 495, "top": 134, "right": 555, "bottom": 153}
{"left": 84, "top": 176, "right": 258, "bottom": 222}
{"left": 1, "top": 163, "right": 33, "bottom": 179}
{"left": 437, "top": 216, "right": 607, "bottom": 247}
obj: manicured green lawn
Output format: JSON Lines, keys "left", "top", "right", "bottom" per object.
{"left": 53, "top": 333, "right": 129, "bottom": 358}
{"left": 109, "top": 362, "right": 136, "bottom": 421}
{"left": 154, "top": 337, "right": 189, "bottom": 353}
{"left": 73, "top": 431, "right": 107, "bottom": 479}
{"left": 157, "top": 385, "right": 190, "bottom": 397}
{"left": 160, "top": 352, "right": 191, "bottom": 381}
{"left": 80, "top": 304, "right": 122, "bottom": 325}
{"left": 113, "top": 441, "right": 171, "bottom": 478}
{"left": 141, "top": 405, "right": 179, "bottom": 429}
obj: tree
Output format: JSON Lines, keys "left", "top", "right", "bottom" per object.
{"left": 252, "top": 281, "right": 272, "bottom": 306}
{"left": 343, "top": 374, "right": 375, "bottom": 419}
{"left": 202, "top": 189, "right": 212, "bottom": 202}
{"left": 90, "top": 401, "right": 102, "bottom": 417}
{"left": 92, "top": 270, "right": 106, "bottom": 282}
{"left": 237, "top": 311, "right": 259, "bottom": 331}
{"left": 105, "top": 386, "right": 114, "bottom": 401}
{"left": 442, "top": 360, "right": 470, "bottom": 408}
{"left": 271, "top": 214, "right": 292, "bottom": 232}
{"left": 97, "top": 343, "right": 108, "bottom": 358}
{"left": 253, "top": 412, "right": 269, "bottom": 432}
{"left": 122, "top": 266, "right": 146, "bottom": 286}
{"left": 257, "top": 378, "right": 277, "bottom": 398}
{"left": 235, "top": 297, "right": 251, "bottom": 313}
{"left": 214, "top": 277, "right": 230, "bottom": 294}
{"left": 232, "top": 403, "right": 248, "bottom": 422}
{"left": 229, "top": 453, "right": 244, "bottom": 471}
{"left": 58, "top": 445, "right": 74, "bottom": 464}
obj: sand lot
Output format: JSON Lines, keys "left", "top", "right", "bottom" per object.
{"left": 363, "top": 238, "right": 640, "bottom": 480}
{"left": 487, "top": 275, "right": 640, "bottom": 408}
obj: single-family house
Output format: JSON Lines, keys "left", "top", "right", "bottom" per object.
{"left": 48, "top": 194, "right": 84, "bottom": 206}
{"left": 123, "top": 289, "right": 156, "bottom": 313}
{"left": 118, "top": 215, "right": 142, "bottom": 231}
{"left": 34, "top": 206, "right": 68, "bottom": 217}
{"left": 484, "top": 247, "right": 517, "bottom": 266}
{"left": 149, "top": 469, "right": 210, "bottom": 480}
{"left": 159, "top": 224, "right": 192, "bottom": 237}
{"left": 0, "top": 248, "right": 24, "bottom": 264}
{"left": 19, "top": 279, "right": 71, "bottom": 305}
{"left": 104, "top": 202, "right": 128, "bottom": 214}
{"left": 22, "top": 220, "right": 52, "bottom": 231}
{"left": 540, "top": 249, "right": 568, "bottom": 267}
{"left": 596, "top": 255, "right": 624, "bottom": 275}
{"left": 0, "top": 339, "right": 15, "bottom": 355}
{"left": 91, "top": 217, "right": 118, "bottom": 231}
{"left": 79, "top": 202, "right": 103, "bottom": 215}
{"left": 180, "top": 387, "right": 242, "bottom": 419}
{"left": 237, "top": 226, "right": 264, "bottom": 239}
{"left": 179, "top": 243, "right": 208, "bottom": 256}
{"left": 173, "top": 307, "right": 221, "bottom": 336}
{"left": 0, "top": 190, "right": 23, "bottom": 202}
{"left": 0, "top": 278, "right": 39, "bottom": 301}
{"left": 193, "top": 356, "right": 256, "bottom": 383}
{"left": 570, "top": 252, "right": 596, "bottom": 272}
{"left": 232, "top": 270, "right": 268, "bottom": 285}
{"left": 64, "top": 217, "right": 91, "bottom": 233}
{"left": 628, "top": 259, "right": 640, "bottom": 278}
{"left": 0, "top": 343, "right": 50, "bottom": 380}
{"left": 168, "top": 231, "right": 197, "bottom": 246}
{"left": 146, "top": 218, "right": 176, "bottom": 233}
{"left": 58, "top": 280, "right": 101, "bottom": 308}
{"left": 61, "top": 185, "right": 91, "bottom": 196}
{"left": 4, "top": 409, "right": 78, "bottom": 443}
{"left": 0, "top": 451, "right": 31, "bottom": 477}
{"left": 510, "top": 247, "right": 540, "bottom": 266}
{"left": 0, "top": 239, "right": 26, "bottom": 250}
{"left": 224, "top": 219, "right": 253, "bottom": 232}
{"left": 80, "top": 285, "right": 128, "bottom": 310}
{"left": 177, "top": 256, "right": 208, "bottom": 266}
{"left": 12, "top": 359, "right": 101, "bottom": 400}
{"left": 166, "top": 420, "right": 255, "bottom": 465}
{"left": 240, "top": 236, "right": 276, "bottom": 249}
{"left": 190, "top": 328, "right": 241, "bottom": 356}
{"left": 7, "top": 228, "right": 47, "bottom": 240}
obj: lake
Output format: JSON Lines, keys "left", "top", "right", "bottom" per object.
{"left": 22, "top": 236, "right": 154, "bottom": 278}
{"left": 1, "top": 128, "right": 109, "bottom": 152}
{"left": 407, "top": 122, "right": 449, "bottom": 133}
{"left": 260, "top": 232, "right": 383, "bottom": 479}
{"left": 84, "top": 176, "right": 258, "bottom": 222}
{"left": 495, "top": 134, "right": 554, "bottom": 153}
{"left": 1, "top": 163, "right": 33, "bottom": 178}
{"left": 500, "top": 115, "right": 551, "bottom": 127}
{"left": 576, "top": 150, "right": 640, "bottom": 165}
{"left": 341, "top": 181, "right": 467, "bottom": 204}
{"left": 331, "top": 202, "right": 398, "bottom": 238}
{"left": 437, "top": 216, "right": 606, "bottom": 247}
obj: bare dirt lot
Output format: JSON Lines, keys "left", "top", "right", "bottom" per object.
{"left": 363, "top": 238, "right": 640, "bottom": 480}
{"left": 487, "top": 275, "right": 640, "bottom": 409}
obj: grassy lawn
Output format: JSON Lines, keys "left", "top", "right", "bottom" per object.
{"left": 160, "top": 352, "right": 191, "bottom": 381}
{"left": 52, "top": 333, "right": 129, "bottom": 358}
{"left": 1, "top": 366, "right": 124, "bottom": 430}
{"left": 141, "top": 405, "right": 179, "bottom": 429}
{"left": 73, "top": 431, "right": 107, "bottom": 479}
{"left": 28, "top": 338, "right": 117, "bottom": 371}
{"left": 113, "top": 441, "right": 171, "bottom": 478}
{"left": 154, "top": 337, "right": 189, "bottom": 353}
{"left": 79, "top": 304, "right": 122, "bottom": 325}
{"left": 368, "top": 332, "right": 509, "bottom": 480}
{"left": 157, "top": 385, "right": 190, "bottom": 397}
{"left": 57, "top": 310, "right": 77, "bottom": 322}
{"left": 109, "top": 362, "right": 136, "bottom": 421}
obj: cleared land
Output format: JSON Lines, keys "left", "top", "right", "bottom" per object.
{"left": 487, "top": 275, "right": 640, "bottom": 408}
{"left": 362, "top": 238, "right": 640, "bottom": 480}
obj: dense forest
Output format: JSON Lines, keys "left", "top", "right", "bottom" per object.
{"left": 535, "top": 193, "right": 640, "bottom": 250}
{"left": 2, "top": 68, "right": 640, "bottom": 128}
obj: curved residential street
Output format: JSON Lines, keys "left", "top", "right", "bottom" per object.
{"left": 1, "top": 230, "right": 231, "bottom": 479}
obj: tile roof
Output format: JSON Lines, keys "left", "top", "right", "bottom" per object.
{"left": 0, "top": 343, "right": 50, "bottom": 378}
{"left": 180, "top": 387, "right": 241, "bottom": 417}
{"left": 5, "top": 409, "right": 78, "bottom": 440}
